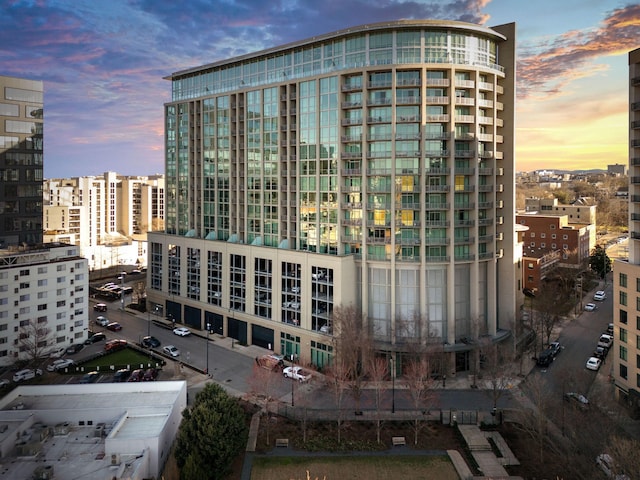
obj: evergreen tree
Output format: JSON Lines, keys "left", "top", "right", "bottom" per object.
{"left": 175, "top": 383, "right": 248, "bottom": 480}
{"left": 589, "top": 244, "right": 611, "bottom": 279}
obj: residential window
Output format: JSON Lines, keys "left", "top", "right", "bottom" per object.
{"left": 620, "top": 309, "right": 627, "bottom": 324}
{"left": 621, "top": 328, "right": 627, "bottom": 343}
{"left": 637, "top": 277, "right": 640, "bottom": 292}
{"left": 620, "top": 345, "right": 628, "bottom": 362}
{"left": 621, "top": 364, "right": 627, "bottom": 380}
{"left": 620, "top": 273, "right": 627, "bottom": 288}
{"left": 620, "top": 291, "right": 628, "bottom": 307}
{"left": 637, "top": 354, "right": 640, "bottom": 368}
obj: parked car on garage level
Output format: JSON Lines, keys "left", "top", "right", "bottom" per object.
{"left": 127, "top": 369, "right": 145, "bottom": 382}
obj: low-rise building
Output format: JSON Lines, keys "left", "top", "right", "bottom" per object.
{"left": 0, "top": 382, "right": 187, "bottom": 479}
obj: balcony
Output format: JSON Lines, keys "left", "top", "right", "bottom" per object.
{"left": 425, "top": 96, "right": 449, "bottom": 105}
{"left": 455, "top": 97, "right": 475, "bottom": 106}
{"left": 367, "top": 98, "right": 392, "bottom": 106}
{"left": 425, "top": 255, "right": 450, "bottom": 263}
{"left": 425, "top": 78, "right": 450, "bottom": 87}
{"left": 424, "top": 219, "right": 450, "bottom": 227}
{"left": 425, "top": 185, "right": 450, "bottom": 192}
{"left": 425, "top": 203, "right": 450, "bottom": 210}
{"left": 396, "top": 96, "right": 421, "bottom": 105}
{"left": 367, "top": 116, "right": 392, "bottom": 124}
{"left": 425, "top": 237, "right": 449, "bottom": 245}
{"left": 425, "top": 167, "right": 450, "bottom": 175}
{"left": 341, "top": 101, "right": 362, "bottom": 108}
{"left": 342, "top": 83, "right": 363, "bottom": 92}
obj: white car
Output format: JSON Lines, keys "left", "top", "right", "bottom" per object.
{"left": 586, "top": 356, "right": 602, "bottom": 371}
{"left": 584, "top": 303, "right": 596, "bottom": 312}
{"left": 163, "top": 345, "right": 180, "bottom": 357}
{"left": 0, "top": 379, "right": 9, "bottom": 388}
{"left": 47, "top": 358, "right": 75, "bottom": 372}
{"left": 95, "top": 316, "right": 110, "bottom": 326}
{"left": 593, "top": 291, "right": 606, "bottom": 301}
{"left": 283, "top": 366, "right": 312, "bottom": 383}
{"left": 173, "top": 327, "right": 191, "bottom": 337}
{"left": 13, "top": 368, "right": 43, "bottom": 382}
{"left": 48, "top": 346, "right": 67, "bottom": 358}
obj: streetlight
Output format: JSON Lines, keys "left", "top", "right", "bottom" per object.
{"left": 390, "top": 356, "right": 395, "bottom": 413}
{"left": 290, "top": 354, "right": 295, "bottom": 407}
{"left": 206, "top": 322, "right": 211, "bottom": 376}
{"left": 120, "top": 273, "right": 125, "bottom": 311}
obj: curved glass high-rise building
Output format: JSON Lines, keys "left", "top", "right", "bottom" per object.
{"left": 150, "top": 20, "right": 517, "bottom": 372}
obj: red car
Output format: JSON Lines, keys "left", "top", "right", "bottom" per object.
{"left": 127, "top": 369, "right": 145, "bottom": 382}
{"left": 143, "top": 368, "right": 159, "bottom": 381}
{"left": 104, "top": 339, "right": 127, "bottom": 352}
{"left": 106, "top": 322, "right": 122, "bottom": 332}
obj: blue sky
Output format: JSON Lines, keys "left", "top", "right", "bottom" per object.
{"left": 0, "top": 0, "right": 638, "bottom": 178}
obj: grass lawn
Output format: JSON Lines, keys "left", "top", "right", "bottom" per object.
{"left": 249, "top": 455, "right": 457, "bottom": 480}
{"left": 78, "top": 349, "right": 163, "bottom": 371}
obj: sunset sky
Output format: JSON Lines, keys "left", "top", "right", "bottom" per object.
{"left": 1, "top": 0, "right": 638, "bottom": 178}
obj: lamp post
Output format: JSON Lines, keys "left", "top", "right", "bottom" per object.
{"left": 390, "top": 356, "right": 395, "bottom": 413}
{"left": 290, "top": 354, "right": 295, "bottom": 407}
{"left": 120, "top": 273, "right": 125, "bottom": 311}
{"left": 206, "top": 322, "right": 211, "bottom": 376}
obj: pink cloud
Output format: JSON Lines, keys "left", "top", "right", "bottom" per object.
{"left": 518, "top": 3, "right": 640, "bottom": 99}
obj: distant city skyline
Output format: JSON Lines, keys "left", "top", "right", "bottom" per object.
{"left": 1, "top": 0, "right": 638, "bottom": 178}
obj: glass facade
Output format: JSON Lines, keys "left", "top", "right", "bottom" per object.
{"left": 154, "top": 20, "right": 516, "bottom": 367}
{"left": 0, "top": 76, "right": 44, "bottom": 247}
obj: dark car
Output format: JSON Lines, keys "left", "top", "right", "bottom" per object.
{"left": 84, "top": 332, "right": 107, "bottom": 345}
{"left": 79, "top": 371, "right": 99, "bottom": 384}
{"left": 127, "top": 369, "right": 145, "bottom": 382}
{"left": 66, "top": 343, "right": 84, "bottom": 355}
{"left": 113, "top": 368, "right": 132, "bottom": 382}
{"left": 548, "top": 342, "right": 562, "bottom": 357}
{"left": 142, "top": 368, "right": 159, "bottom": 381}
{"left": 536, "top": 348, "right": 555, "bottom": 367}
{"left": 594, "top": 345, "right": 608, "bottom": 359}
{"left": 106, "top": 322, "right": 122, "bottom": 332}
{"left": 141, "top": 336, "right": 161, "bottom": 348}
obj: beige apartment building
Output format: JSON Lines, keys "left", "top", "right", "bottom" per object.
{"left": 148, "top": 20, "right": 518, "bottom": 372}
{"left": 44, "top": 172, "right": 165, "bottom": 270}
{"left": 613, "top": 47, "right": 640, "bottom": 417}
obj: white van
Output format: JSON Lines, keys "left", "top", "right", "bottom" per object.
{"left": 13, "top": 368, "right": 42, "bottom": 382}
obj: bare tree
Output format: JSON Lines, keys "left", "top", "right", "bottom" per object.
{"left": 605, "top": 435, "right": 640, "bottom": 479}
{"left": 513, "top": 375, "right": 554, "bottom": 464}
{"left": 246, "top": 363, "right": 282, "bottom": 446}
{"left": 367, "top": 356, "right": 389, "bottom": 444}
{"left": 325, "top": 358, "right": 350, "bottom": 443}
{"left": 480, "top": 341, "right": 515, "bottom": 416}
{"left": 18, "top": 319, "right": 54, "bottom": 364}
{"left": 331, "top": 305, "right": 372, "bottom": 413}
{"left": 403, "top": 355, "right": 437, "bottom": 445}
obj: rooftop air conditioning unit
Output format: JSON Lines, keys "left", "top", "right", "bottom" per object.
{"left": 111, "top": 453, "right": 120, "bottom": 465}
